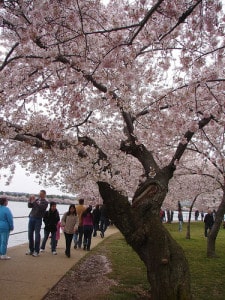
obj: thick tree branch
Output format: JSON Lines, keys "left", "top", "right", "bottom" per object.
{"left": 0, "top": 42, "right": 19, "bottom": 71}
{"left": 128, "top": 0, "right": 165, "bottom": 45}
{"left": 169, "top": 115, "right": 214, "bottom": 168}
{"left": 120, "top": 141, "right": 160, "bottom": 176}
{"left": 138, "top": 0, "right": 202, "bottom": 55}
{"left": 97, "top": 181, "right": 136, "bottom": 237}
{"left": 159, "top": 0, "right": 202, "bottom": 41}
{"left": 78, "top": 136, "right": 107, "bottom": 160}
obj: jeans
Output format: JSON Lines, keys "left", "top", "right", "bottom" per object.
{"left": 93, "top": 222, "right": 99, "bottom": 237}
{"left": 0, "top": 230, "right": 10, "bottom": 255}
{"left": 64, "top": 232, "right": 73, "bottom": 257}
{"left": 83, "top": 225, "right": 93, "bottom": 250}
{"left": 77, "top": 225, "right": 84, "bottom": 248}
{"left": 73, "top": 232, "right": 78, "bottom": 246}
{"left": 100, "top": 217, "right": 109, "bottom": 236}
{"left": 41, "top": 229, "right": 57, "bottom": 252}
{"left": 28, "top": 217, "right": 42, "bottom": 253}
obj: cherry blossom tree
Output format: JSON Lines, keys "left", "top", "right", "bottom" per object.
{"left": 165, "top": 167, "right": 222, "bottom": 239}
{"left": 0, "top": 1, "right": 225, "bottom": 299}
{"left": 181, "top": 130, "right": 225, "bottom": 257}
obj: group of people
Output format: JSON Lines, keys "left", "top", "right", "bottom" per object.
{"left": 0, "top": 190, "right": 110, "bottom": 260}
{"left": 1, "top": 190, "right": 218, "bottom": 260}
{"left": 194, "top": 209, "right": 205, "bottom": 221}
{"left": 26, "top": 191, "right": 110, "bottom": 258}
{"left": 159, "top": 206, "right": 217, "bottom": 236}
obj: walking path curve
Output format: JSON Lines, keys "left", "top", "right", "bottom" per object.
{"left": 0, "top": 227, "right": 118, "bottom": 300}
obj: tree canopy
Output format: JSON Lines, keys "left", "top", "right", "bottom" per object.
{"left": 0, "top": 0, "right": 224, "bottom": 200}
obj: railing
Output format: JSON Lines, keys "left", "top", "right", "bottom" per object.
{"left": 10, "top": 214, "right": 63, "bottom": 236}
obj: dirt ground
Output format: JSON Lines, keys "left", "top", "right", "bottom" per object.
{"left": 43, "top": 253, "right": 117, "bottom": 300}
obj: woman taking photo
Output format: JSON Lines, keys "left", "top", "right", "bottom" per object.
{"left": 61, "top": 204, "right": 78, "bottom": 258}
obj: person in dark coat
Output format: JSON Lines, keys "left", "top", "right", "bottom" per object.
{"left": 40, "top": 202, "right": 60, "bottom": 255}
{"left": 204, "top": 209, "right": 214, "bottom": 237}
{"left": 99, "top": 204, "right": 110, "bottom": 238}
{"left": 195, "top": 210, "right": 199, "bottom": 221}
{"left": 92, "top": 205, "right": 101, "bottom": 237}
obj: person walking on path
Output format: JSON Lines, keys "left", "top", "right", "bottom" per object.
{"left": 0, "top": 197, "right": 14, "bottom": 260}
{"left": 61, "top": 204, "right": 78, "bottom": 258}
{"left": 99, "top": 203, "right": 110, "bottom": 238}
{"left": 204, "top": 209, "right": 214, "bottom": 237}
{"left": 92, "top": 204, "right": 101, "bottom": 237}
{"left": 82, "top": 205, "right": 94, "bottom": 251}
{"left": 40, "top": 202, "right": 60, "bottom": 255}
{"left": 26, "top": 190, "right": 48, "bottom": 257}
{"left": 75, "top": 199, "right": 86, "bottom": 248}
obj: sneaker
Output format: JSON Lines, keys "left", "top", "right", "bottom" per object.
{"left": 1, "top": 255, "right": 11, "bottom": 260}
{"left": 32, "top": 252, "right": 39, "bottom": 257}
{"left": 52, "top": 251, "right": 57, "bottom": 255}
{"left": 25, "top": 251, "right": 33, "bottom": 255}
{"left": 40, "top": 249, "right": 45, "bottom": 253}
{"left": 100, "top": 232, "right": 104, "bottom": 238}
{"left": 74, "top": 244, "right": 77, "bottom": 249}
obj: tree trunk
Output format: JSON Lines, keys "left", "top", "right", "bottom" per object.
{"left": 98, "top": 180, "right": 192, "bottom": 300}
{"left": 186, "top": 209, "right": 192, "bottom": 240}
{"left": 207, "top": 188, "right": 225, "bottom": 258}
{"left": 186, "top": 194, "right": 199, "bottom": 240}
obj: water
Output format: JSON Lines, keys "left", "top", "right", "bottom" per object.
{"left": 7, "top": 201, "right": 70, "bottom": 248}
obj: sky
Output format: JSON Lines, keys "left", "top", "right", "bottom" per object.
{"left": 1, "top": 165, "right": 70, "bottom": 196}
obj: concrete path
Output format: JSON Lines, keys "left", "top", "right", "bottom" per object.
{"left": 0, "top": 227, "right": 118, "bottom": 300}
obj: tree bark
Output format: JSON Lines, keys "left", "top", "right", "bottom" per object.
{"left": 97, "top": 180, "right": 192, "bottom": 300}
{"left": 186, "top": 210, "right": 192, "bottom": 240}
{"left": 207, "top": 188, "right": 225, "bottom": 258}
{"left": 186, "top": 194, "right": 199, "bottom": 240}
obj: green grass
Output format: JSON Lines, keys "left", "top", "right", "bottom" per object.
{"left": 166, "top": 222, "right": 225, "bottom": 300}
{"left": 95, "top": 223, "right": 225, "bottom": 299}
{"left": 93, "top": 233, "right": 150, "bottom": 299}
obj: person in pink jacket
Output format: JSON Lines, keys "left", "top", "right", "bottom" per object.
{"left": 82, "top": 205, "right": 93, "bottom": 251}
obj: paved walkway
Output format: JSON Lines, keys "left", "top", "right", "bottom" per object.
{"left": 0, "top": 227, "right": 118, "bottom": 300}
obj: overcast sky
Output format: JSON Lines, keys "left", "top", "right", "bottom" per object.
{"left": 1, "top": 165, "right": 70, "bottom": 196}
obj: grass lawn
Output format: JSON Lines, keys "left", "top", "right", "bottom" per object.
{"left": 99, "top": 222, "right": 225, "bottom": 299}
{"left": 166, "top": 222, "right": 225, "bottom": 300}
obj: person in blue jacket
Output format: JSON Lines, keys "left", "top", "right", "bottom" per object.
{"left": 0, "top": 197, "right": 14, "bottom": 260}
